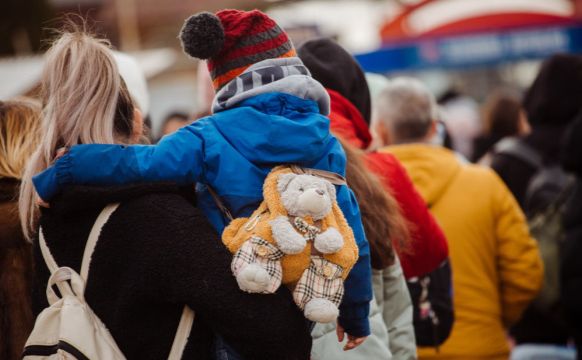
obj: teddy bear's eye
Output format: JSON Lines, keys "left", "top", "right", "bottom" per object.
{"left": 299, "top": 187, "right": 304, "bottom": 192}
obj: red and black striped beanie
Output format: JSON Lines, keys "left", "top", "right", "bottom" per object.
{"left": 179, "top": 9, "right": 296, "bottom": 90}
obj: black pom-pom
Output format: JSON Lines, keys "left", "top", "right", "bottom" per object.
{"left": 179, "top": 12, "right": 224, "bottom": 60}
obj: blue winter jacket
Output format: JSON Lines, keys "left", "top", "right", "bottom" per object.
{"left": 33, "top": 92, "right": 372, "bottom": 336}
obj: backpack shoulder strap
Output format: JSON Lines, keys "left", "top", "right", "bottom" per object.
{"left": 493, "top": 137, "right": 543, "bottom": 170}
{"left": 168, "top": 306, "right": 195, "bottom": 360}
{"left": 79, "top": 202, "right": 195, "bottom": 359}
{"left": 80, "top": 203, "right": 120, "bottom": 282}
{"left": 38, "top": 228, "right": 59, "bottom": 275}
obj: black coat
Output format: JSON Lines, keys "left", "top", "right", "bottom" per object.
{"left": 32, "top": 184, "right": 311, "bottom": 360}
{"left": 490, "top": 125, "right": 571, "bottom": 345}
{"left": 490, "top": 125, "right": 567, "bottom": 208}
{"left": 561, "top": 113, "right": 582, "bottom": 357}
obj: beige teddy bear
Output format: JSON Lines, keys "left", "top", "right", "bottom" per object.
{"left": 222, "top": 166, "right": 359, "bottom": 323}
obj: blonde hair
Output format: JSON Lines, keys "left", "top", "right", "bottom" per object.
{"left": 19, "top": 28, "right": 135, "bottom": 240}
{"left": 0, "top": 98, "right": 41, "bottom": 180}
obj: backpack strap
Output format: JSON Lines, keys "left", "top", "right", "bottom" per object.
{"left": 38, "top": 228, "right": 59, "bottom": 275}
{"left": 168, "top": 306, "right": 195, "bottom": 360}
{"left": 80, "top": 203, "right": 120, "bottom": 281}
{"left": 79, "top": 203, "right": 195, "bottom": 359}
{"left": 493, "top": 137, "right": 543, "bottom": 170}
{"left": 207, "top": 185, "right": 234, "bottom": 222}
{"left": 40, "top": 203, "right": 194, "bottom": 359}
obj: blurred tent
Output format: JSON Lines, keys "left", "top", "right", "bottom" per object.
{"left": 356, "top": 0, "right": 582, "bottom": 73}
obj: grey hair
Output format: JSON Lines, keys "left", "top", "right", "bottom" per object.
{"left": 374, "top": 77, "right": 438, "bottom": 143}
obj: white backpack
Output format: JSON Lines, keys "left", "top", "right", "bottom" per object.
{"left": 23, "top": 203, "right": 195, "bottom": 360}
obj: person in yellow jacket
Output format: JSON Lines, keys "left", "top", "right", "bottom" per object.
{"left": 372, "top": 77, "right": 544, "bottom": 360}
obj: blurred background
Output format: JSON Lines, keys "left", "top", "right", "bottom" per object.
{"left": 2, "top": 0, "right": 582, "bottom": 137}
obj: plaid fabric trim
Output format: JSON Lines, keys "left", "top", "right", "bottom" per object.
{"left": 293, "top": 256, "right": 344, "bottom": 310}
{"left": 231, "top": 236, "right": 284, "bottom": 293}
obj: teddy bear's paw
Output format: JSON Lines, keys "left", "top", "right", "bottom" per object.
{"left": 304, "top": 298, "right": 339, "bottom": 323}
{"left": 236, "top": 263, "right": 271, "bottom": 293}
{"left": 270, "top": 216, "right": 307, "bottom": 254}
{"left": 314, "top": 227, "right": 344, "bottom": 254}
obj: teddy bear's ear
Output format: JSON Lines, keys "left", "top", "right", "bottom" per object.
{"left": 277, "top": 173, "right": 296, "bottom": 193}
{"left": 325, "top": 180, "right": 337, "bottom": 203}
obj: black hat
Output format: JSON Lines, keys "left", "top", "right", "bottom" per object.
{"left": 298, "top": 38, "right": 371, "bottom": 125}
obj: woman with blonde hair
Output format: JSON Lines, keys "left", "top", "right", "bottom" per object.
{"left": 20, "top": 28, "right": 311, "bottom": 359}
{"left": 0, "top": 97, "right": 40, "bottom": 360}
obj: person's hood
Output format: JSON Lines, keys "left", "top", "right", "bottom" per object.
{"left": 209, "top": 92, "right": 337, "bottom": 167}
{"left": 381, "top": 144, "right": 461, "bottom": 207}
{"left": 47, "top": 183, "right": 192, "bottom": 217}
{"left": 328, "top": 89, "right": 372, "bottom": 149}
{"left": 298, "top": 38, "right": 371, "bottom": 124}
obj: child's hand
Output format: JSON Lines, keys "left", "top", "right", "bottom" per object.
{"left": 336, "top": 322, "right": 367, "bottom": 351}
{"left": 36, "top": 147, "right": 69, "bottom": 208}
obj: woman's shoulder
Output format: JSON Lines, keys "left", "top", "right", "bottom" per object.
{"left": 112, "top": 187, "right": 213, "bottom": 235}
{"left": 50, "top": 184, "right": 215, "bottom": 242}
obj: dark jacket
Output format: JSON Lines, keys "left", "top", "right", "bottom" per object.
{"left": 32, "top": 184, "right": 311, "bottom": 360}
{"left": 561, "top": 113, "right": 582, "bottom": 357}
{"left": 490, "top": 126, "right": 571, "bottom": 345}
{"left": 490, "top": 125, "right": 567, "bottom": 208}
{"left": 0, "top": 179, "right": 33, "bottom": 360}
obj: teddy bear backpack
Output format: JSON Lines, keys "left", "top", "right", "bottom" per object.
{"left": 215, "top": 166, "right": 359, "bottom": 324}
{"left": 23, "top": 204, "right": 194, "bottom": 360}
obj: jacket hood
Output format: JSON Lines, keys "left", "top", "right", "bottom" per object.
{"left": 209, "top": 92, "right": 336, "bottom": 166}
{"left": 381, "top": 144, "right": 461, "bottom": 207}
{"left": 47, "top": 183, "right": 191, "bottom": 217}
{"left": 298, "top": 38, "right": 371, "bottom": 124}
{"left": 328, "top": 89, "right": 372, "bottom": 149}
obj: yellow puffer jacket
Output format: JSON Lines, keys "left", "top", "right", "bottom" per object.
{"left": 222, "top": 166, "right": 359, "bottom": 284}
{"left": 381, "top": 144, "right": 543, "bottom": 360}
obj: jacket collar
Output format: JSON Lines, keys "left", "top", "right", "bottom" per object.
{"left": 212, "top": 57, "right": 330, "bottom": 115}
{"left": 327, "top": 89, "right": 372, "bottom": 149}
{"left": 380, "top": 144, "right": 461, "bottom": 208}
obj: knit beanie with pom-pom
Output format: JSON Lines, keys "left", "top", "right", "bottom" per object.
{"left": 179, "top": 9, "right": 296, "bottom": 90}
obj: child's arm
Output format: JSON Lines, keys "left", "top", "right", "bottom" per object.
{"left": 33, "top": 123, "right": 207, "bottom": 201}
{"left": 335, "top": 185, "right": 373, "bottom": 339}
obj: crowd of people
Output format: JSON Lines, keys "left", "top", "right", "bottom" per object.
{"left": 1, "top": 8, "right": 581, "bottom": 360}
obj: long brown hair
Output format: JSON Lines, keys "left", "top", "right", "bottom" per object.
{"left": 338, "top": 136, "right": 411, "bottom": 270}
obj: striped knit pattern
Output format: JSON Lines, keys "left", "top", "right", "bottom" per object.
{"left": 209, "top": 9, "right": 296, "bottom": 90}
